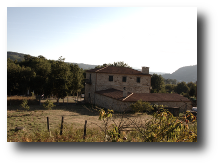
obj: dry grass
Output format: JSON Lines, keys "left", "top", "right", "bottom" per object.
{"left": 7, "top": 104, "right": 153, "bottom": 142}
{"left": 7, "top": 95, "right": 35, "bottom": 100}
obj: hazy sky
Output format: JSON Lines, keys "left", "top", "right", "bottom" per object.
{"left": 7, "top": 7, "right": 197, "bottom": 73}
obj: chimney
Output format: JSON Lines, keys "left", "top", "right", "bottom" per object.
{"left": 142, "top": 67, "right": 149, "bottom": 74}
{"left": 123, "top": 87, "right": 127, "bottom": 98}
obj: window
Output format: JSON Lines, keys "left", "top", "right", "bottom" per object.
{"left": 137, "top": 77, "right": 140, "bottom": 83}
{"left": 109, "top": 75, "right": 113, "bottom": 81}
{"left": 122, "top": 76, "right": 127, "bottom": 82}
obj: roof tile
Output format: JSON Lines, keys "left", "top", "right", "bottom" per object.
{"left": 87, "top": 66, "right": 151, "bottom": 75}
{"left": 95, "top": 88, "right": 190, "bottom": 102}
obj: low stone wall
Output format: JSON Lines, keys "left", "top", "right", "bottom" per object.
{"left": 95, "top": 93, "right": 131, "bottom": 112}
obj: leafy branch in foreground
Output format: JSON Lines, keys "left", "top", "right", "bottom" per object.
{"left": 131, "top": 110, "right": 197, "bottom": 142}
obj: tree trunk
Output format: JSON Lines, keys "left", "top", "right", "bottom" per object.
{"left": 57, "top": 97, "right": 59, "bottom": 105}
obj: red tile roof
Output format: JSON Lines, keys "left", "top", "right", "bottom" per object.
{"left": 86, "top": 66, "right": 151, "bottom": 75}
{"left": 95, "top": 88, "right": 133, "bottom": 101}
{"left": 95, "top": 88, "right": 190, "bottom": 102}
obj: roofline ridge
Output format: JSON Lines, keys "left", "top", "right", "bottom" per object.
{"left": 95, "top": 66, "right": 109, "bottom": 72}
{"left": 122, "top": 93, "right": 134, "bottom": 101}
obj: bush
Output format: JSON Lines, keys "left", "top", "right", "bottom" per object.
{"left": 130, "top": 100, "right": 154, "bottom": 113}
{"left": 43, "top": 100, "right": 56, "bottom": 110}
{"left": 137, "top": 110, "right": 197, "bottom": 142}
{"left": 20, "top": 99, "right": 30, "bottom": 110}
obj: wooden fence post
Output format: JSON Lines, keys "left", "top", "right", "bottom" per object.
{"left": 47, "top": 117, "right": 51, "bottom": 136}
{"left": 83, "top": 120, "right": 87, "bottom": 140}
{"left": 60, "top": 116, "right": 64, "bottom": 135}
{"left": 47, "top": 117, "right": 50, "bottom": 132}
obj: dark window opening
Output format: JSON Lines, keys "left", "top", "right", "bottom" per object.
{"left": 122, "top": 76, "right": 127, "bottom": 82}
{"left": 109, "top": 76, "right": 113, "bottom": 81}
{"left": 137, "top": 77, "right": 140, "bottom": 83}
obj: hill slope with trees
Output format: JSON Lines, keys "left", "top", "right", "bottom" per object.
{"left": 7, "top": 54, "right": 84, "bottom": 102}
{"left": 162, "top": 65, "right": 197, "bottom": 83}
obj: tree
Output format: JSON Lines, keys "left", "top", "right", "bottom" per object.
{"left": 18, "top": 66, "right": 36, "bottom": 95}
{"left": 151, "top": 74, "right": 165, "bottom": 93}
{"left": 68, "top": 64, "right": 84, "bottom": 99}
{"left": 164, "top": 78, "right": 177, "bottom": 85}
{"left": 7, "top": 58, "right": 36, "bottom": 95}
{"left": 48, "top": 57, "right": 70, "bottom": 103}
{"left": 165, "top": 84, "right": 176, "bottom": 93}
{"left": 7, "top": 58, "right": 21, "bottom": 95}
{"left": 32, "top": 56, "right": 51, "bottom": 95}
{"left": 187, "top": 82, "right": 196, "bottom": 97}
{"left": 175, "top": 82, "right": 190, "bottom": 94}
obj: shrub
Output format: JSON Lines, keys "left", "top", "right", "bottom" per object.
{"left": 130, "top": 100, "right": 154, "bottom": 113}
{"left": 43, "top": 100, "right": 56, "bottom": 110}
{"left": 20, "top": 99, "right": 30, "bottom": 110}
{"left": 135, "top": 110, "right": 197, "bottom": 142}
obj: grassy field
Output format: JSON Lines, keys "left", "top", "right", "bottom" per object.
{"left": 7, "top": 103, "right": 154, "bottom": 142}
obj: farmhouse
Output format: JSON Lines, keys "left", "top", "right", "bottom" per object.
{"left": 85, "top": 66, "right": 191, "bottom": 112}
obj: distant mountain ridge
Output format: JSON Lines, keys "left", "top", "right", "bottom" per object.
{"left": 7, "top": 51, "right": 197, "bottom": 82}
{"left": 7, "top": 51, "right": 27, "bottom": 61}
{"left": 161, "top": 65, "right": 197, "bottom": 83}
{"left": 7, "top": 51, "right": 98, "bottom": 70}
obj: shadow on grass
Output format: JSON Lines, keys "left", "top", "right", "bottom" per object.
{"left": 7, "top": 103, "right": 100, "bottom": 117}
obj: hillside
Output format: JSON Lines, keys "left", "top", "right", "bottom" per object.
{"left": 162, "top": 65, "right": 197, "bottom": 83}
{"left": 7, "top": 51, "right": 98, "bottom": 70}
{"left": 7, "top": 51, "right": 29, "bottom": 62}
{"left": 67, "top": 62, "right": 98, "bottom": 70}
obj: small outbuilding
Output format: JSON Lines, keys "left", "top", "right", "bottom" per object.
{"left": 95, "top": 88, "right": 192, "bottom": 112}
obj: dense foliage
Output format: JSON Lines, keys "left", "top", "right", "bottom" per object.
{"left": 151, "top": 74, "right": 197, "bottom": 98}
{"left": 130, "top": 100, "right": 154, "bottom": 113}
{"left": 7, "top": 55, "right": 85, "bottom": 100}
{"left": 98, "top": 106, "right": 197, "bottom": 142}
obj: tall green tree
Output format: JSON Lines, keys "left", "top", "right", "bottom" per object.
{"left": 7, "top": 58, "right": 21, "bottom": 95}
{"left": 31, "top": 56, "right": 51, "bottom": 95}
{"left": 151, "top": 74, "right": 165, "bottom": 93}
{"left": 48, "top": 56, "right": 70, "bottom": 103}
{"left": 68, "top": 64, "right": 84, "bottom": 99}
{"left": 7, "top": 58, "right": 36, "bottom": 95}
{"left": 175, "top": 82, "right": 190, "bottom": 94}
{"left": 187, "top": 82, "right": 196, "bottom": 97}
{"left": 17, "top": 55, "right": 51, "bottom": 95}
{"left": 165, "top": 84, "right": 176, "bottom": 93}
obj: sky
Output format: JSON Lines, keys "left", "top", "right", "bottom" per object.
{"left": 7, "top": 7, "right": 197, "bottom": 73}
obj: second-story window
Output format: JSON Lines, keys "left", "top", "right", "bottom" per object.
{"left": 109, "top": 75, "right": 113, "bottom": 81}
{"left": 122, "top": 76, "right": 127, "bottom": 82}
{"left": 137, "top": 77, "right": 140, "bottom": 83}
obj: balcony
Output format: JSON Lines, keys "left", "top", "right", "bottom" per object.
{"left": 85, "top": 79, "right": 92, "bottom": 85}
